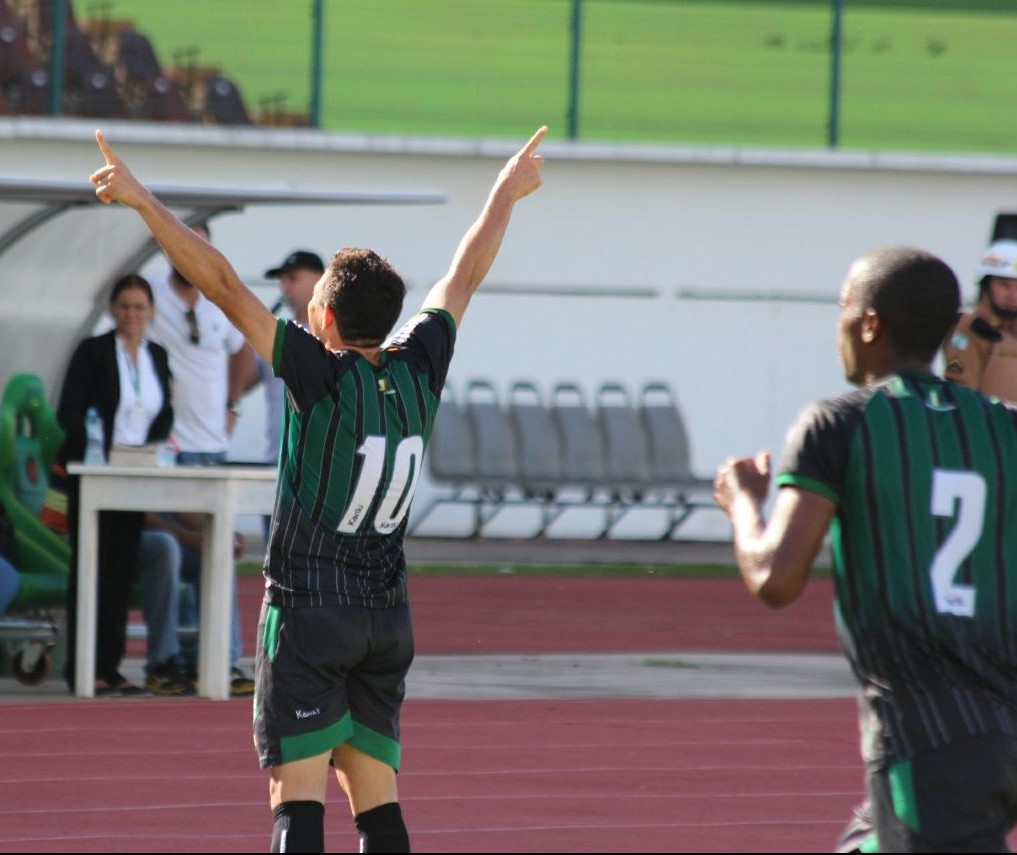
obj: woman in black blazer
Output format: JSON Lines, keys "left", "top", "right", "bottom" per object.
{"left": 57, "top": 273, "right": 173, "bottom": 693}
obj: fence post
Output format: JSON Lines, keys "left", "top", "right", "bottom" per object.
{"left": 49, "top": 0, "right": 66, "bottom": 117}
{"left": 567, "top": 0, "right": 583, "bottom": 140}
{"left": 827, "top": 0, "right": 844, "bottom": 148}
{"left": 310, "top": 0, "right": 324, "bottom": 128}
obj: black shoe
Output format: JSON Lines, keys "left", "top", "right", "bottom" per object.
{"left": 229, "top": 666, "right": 255, "bottom": 698}
{"left": 145, "top": 660, "right": 195, "bottom": 696}
{"left": 98, "top": 673, "right": 149, "bottom": 697}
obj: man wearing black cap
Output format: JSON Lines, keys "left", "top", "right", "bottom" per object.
{"left": 265, "top": 250, "right": 325, "bottom": 330}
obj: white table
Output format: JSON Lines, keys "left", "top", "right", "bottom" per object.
{"left": 68, "top": 463, "right": 277, "bottom": 700}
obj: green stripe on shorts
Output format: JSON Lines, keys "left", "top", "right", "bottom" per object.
{"left": 262, "top": 605, "right": 282, "bottom": 662}
{"left": 889, "top": 759, "right": 920, "bottom": 832}
{"left": 280, "top": 711, "right": 354, "bottom": 764}
{"left": 351, "top": 719, "right": 402, "bottom": 771}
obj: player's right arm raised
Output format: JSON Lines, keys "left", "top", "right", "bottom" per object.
{"left": 90, "top": 130, "right": 277, "bottom": 364}
{"left": 422, "top": 125, "right": 547, "bottom": 329}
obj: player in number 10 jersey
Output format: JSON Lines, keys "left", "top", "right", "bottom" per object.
{"left": 267, "top": 306, "right": 455, "bottom": 610}
{"left": 90, "top": 125, "right": 548, "bottom": 853}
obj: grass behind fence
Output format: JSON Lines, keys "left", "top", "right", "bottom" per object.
{"left": 104, "top": 0, "right": 1017, "bottom": 154}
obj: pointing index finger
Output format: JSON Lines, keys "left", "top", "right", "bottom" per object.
{"left": 521, "top": 125, "right": 549, "bottom": 156}
{"left": 95, "top": 129, "right": 117, "bottom": 165}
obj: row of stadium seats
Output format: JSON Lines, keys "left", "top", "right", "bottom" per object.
{"left": 415, "top": 379, "right": 715, "bottom": 539}
{"left": 0, "top": 0, "right": 254, "bottom": 124}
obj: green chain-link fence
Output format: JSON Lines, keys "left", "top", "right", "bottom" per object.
{"left": 13, "top": 0, "right": 1017, "bottom": 154}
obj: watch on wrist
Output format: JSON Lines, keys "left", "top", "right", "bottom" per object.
{"left": 227, "top": 400, "right": 241, "bottom": 416}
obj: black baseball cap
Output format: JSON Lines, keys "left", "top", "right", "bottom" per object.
{"left": 265, "top": 250, "right": 325, "bottom": 279}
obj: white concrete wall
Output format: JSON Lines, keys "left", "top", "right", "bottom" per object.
{"left": 4, "top": 119, "right": 1017, "bottom": 540}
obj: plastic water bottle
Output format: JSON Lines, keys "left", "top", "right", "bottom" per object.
{"left": 83, "top": 406, "right": 105, "bottom": 465}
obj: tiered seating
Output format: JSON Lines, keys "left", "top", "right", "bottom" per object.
{"left": 0, "top": 0, "right": 255, "bottom": 125}
{"left": 413, "top": 379, "right": 715, "bottom": 539}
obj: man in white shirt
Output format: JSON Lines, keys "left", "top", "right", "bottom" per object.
{"left": 147, "top": 225, "right": 255, "bottom": 458}
{"left": 146, "top": 223, "right": 257, "bottom": 696}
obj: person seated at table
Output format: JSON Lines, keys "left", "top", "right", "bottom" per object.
{"left": 144, "top": 511, "right": 254, "bottom": 696}
{"left": 56, "top": 273, "right": 185, "bottom": 695}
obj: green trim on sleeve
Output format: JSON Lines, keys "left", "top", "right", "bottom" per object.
{"left": 420, "top": 307, "right": 457, "bottom": 343}
{"left": 350, "top": 720, "right": 402, "bottom": 771}
{"left": 272, "top": 318, "right": 287, "bottom": 376}
{"left": 775, "top": 472, "right": 840, "bottom": 504}
{"left": 280, "top": 711, "right": 354, "bottom": 764}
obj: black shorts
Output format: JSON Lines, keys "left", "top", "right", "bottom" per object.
{"left": 867, "top": 735, "right": 1017, "bottom": 853}
{"left": 253, "top": 601, "right": 414, "bottom": 770}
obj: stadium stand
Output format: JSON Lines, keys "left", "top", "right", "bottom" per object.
{"left": 60, "top": 28, "right": 127, "bottom": 118}
{"left": 0, "top": 0, "right": 254, "bottom": 125}
{"left": 113, "top": 29, "right": 191, "bottom": 121}
{"left": 416, "top": 378, "right": 713, "bottom": 539}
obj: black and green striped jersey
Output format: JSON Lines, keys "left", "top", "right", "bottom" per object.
{"left": 265, "top": 309, "right": 455, "bottom": 608}
{"left": 777, "top": 371, "right": 1017, "bottom": 767}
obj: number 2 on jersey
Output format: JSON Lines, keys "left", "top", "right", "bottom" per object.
{"left": 929, "top": 469, "right": 985, "bottom": 618}
{"left": 337, "top": 435, "right": 424, "bottom": 535}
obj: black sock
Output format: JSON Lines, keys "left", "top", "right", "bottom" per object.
{"left": 271, "top": 800, "right": 325, "bottom": 853}
{"left": 354, "top": 802, "right": 410, "bottom": 853}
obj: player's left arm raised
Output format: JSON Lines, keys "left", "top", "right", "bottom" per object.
{"left": 422, "top": 125, "right": 547, "bottom": 329}
{"left": 90, "top": 130, "right": 276, "bottom": 363}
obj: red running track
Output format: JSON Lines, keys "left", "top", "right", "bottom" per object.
{"left": 13, "top": 575, "right": 1010, "bottom": 852}
{"left": 0, "top": 697, "right": 863, "bottom": 853}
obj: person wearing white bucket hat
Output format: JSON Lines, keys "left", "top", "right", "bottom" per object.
{"left": 942, "top": 239, "right": 1017, "bottom": 402}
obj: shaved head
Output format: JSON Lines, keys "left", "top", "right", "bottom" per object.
{"left": 847, "top": 246, "right": 960, "bottom": 362}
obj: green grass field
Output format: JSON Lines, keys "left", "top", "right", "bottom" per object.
{"left": 101, "top": 0, "right": 1017, "bottom": 153}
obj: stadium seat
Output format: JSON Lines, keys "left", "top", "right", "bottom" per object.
{"left": 139, "top": 75, "right": 193, "bottom": 122}
{"left": 506, "top": 381, "right": 566, "bottom": 535}
{"left": 427, "top": 384, "right": 476, "bottom": 489}
{"left": 410, "top": 383, "right": 479, "bottom": 535}
{"left": 10, "top": 65, "right": 50, "bottom": 115}
{"left": 508, "top": 380, "right": 562, "bottom": 499}
{"left": 61, "top": 29, "right": 127, "bottom": 118}
{"left": 114, "top": 28, "right": 161, "bottom": 86}
{"left": 638, "top": 382, "right": 715, "bottom": 536}
{"left": 464, "top": 379, "right": 519, "bottom": 497}
{"left": 0, "top": 2, "right": 30, "bottom": 79}
{"left": 596, "top": 382, "right": 651, "bottom": 497}
{"left": 550, "top": 381, "right": 607, "bottom": 493}
{"left": 202, "top": 74, "right": 252, "bottom": 125}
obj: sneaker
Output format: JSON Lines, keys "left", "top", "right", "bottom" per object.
{"left": 145, "top": 660, "right": 195, "bottom": 696}
{"left": 230, "top": 666, "right": 255, "bottom": 698}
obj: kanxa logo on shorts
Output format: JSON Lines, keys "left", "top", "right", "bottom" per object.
{"left": 295, "top": 707, "right": 322, "bottom": 719}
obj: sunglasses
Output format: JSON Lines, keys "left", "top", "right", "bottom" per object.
{"left": 185, "top": 308, "right": 200, "bottom": 345}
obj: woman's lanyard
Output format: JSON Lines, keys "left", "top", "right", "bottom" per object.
{"left": 122, "top": 345, "right": 148, "bottom": 434}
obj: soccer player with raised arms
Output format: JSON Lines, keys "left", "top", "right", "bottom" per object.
{"left": 90, "top": 124, "right": 546, "bottom": 853}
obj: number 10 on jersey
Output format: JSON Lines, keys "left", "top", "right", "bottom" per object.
{"left": 337, "top": 435, "right": 425, "bottom": 535}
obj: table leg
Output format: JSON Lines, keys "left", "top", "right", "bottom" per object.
{"left": 197, "top": 511, "right": 235, "bottom": 700}
{"left": 74, "top": 494, "right": 99, "bottom": 699}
